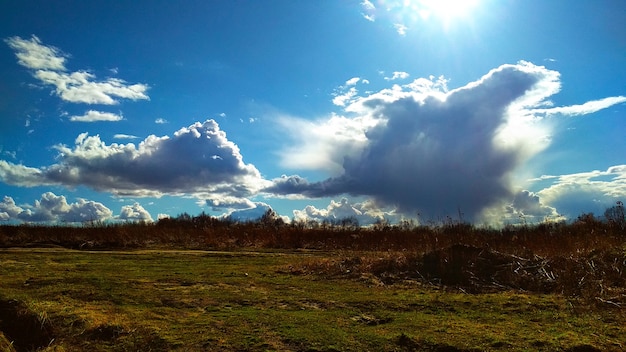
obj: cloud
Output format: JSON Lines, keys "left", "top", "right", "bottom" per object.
{"left": 4, "top": 35, "right": 67, "bottom": 71}
{"left": 345, "top": 77, "right": 361, "bottom": 86}
{"left": 530, "top": 96, "right": 626, "bottom": 117}
{"left": 0, "top": 120, "right": 268, "bottom": 204}
{"left": 332, "top": 87, "right": 358, "bottom": 106}
{"left": 70, "top": 110, "right": 123, "bottom": 122}
{"left": 394, "top": 24, "right": 408, "bottom": 36}
{"left": 535, "top": 165, "right": 626, "bottom": 219}
{"left": 34, "top": 70, "right": 149, "bottom": 105}
{"left": 384, "top": 71, "right": 410, "bottom": 81}
{"left": 332, "top": 77, "right": 373, "bottom": 107}
{"left": 0, "top": 160, "right": 52, "bottom": 187}
{"left": 207, "top": 196, "right": 256, "bottom": 211}
{"left": 360, "top": 0, "right": 376, "bottom": 21}
{"left": 5, "top": 35, "right": 149, "bottom": 105}
{"left": 480, "top": 190, "right": 562, "bottom": 226}
{"left": 118, "top": 202, "right": 153, "bottom": 222}
{"left": 223, "top": 202, "right": 274, "bottom": 222}
{"left": 276, "top": 113, "right": 378, "bottom": 174}
{"left": 0, "top": 192, "right": 112, "bottom": 223}
{"left": 293, "top": 198, "right": 398, "bottom": 226}
{"left": 268, "top": 62, "right": 624, "bottom": 223}
{"left": 113, "top": 134, "right": 139, "bottom": 140}
{"left": 155, "top": 118, "right": 168, "bottom": 124}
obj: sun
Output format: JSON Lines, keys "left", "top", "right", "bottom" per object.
{"left": 415, "top": 0, "right": 480, "bottom": 26}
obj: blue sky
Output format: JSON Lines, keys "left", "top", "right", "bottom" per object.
{"left": 1, "top": 0, "right": 625, "bottom": 225}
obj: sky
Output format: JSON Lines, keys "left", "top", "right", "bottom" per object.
{"left": 0, "top": 0, "right": 625, "bottom": 226}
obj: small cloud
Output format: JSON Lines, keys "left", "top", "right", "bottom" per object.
{"left": 332, "top": 87, "right": 358, "bottom": 107}
{"left": 118, "top": 202, "right": 153, "bottom": 222}
{"left": 4, "top": 35, "right": 67, "bottom": 71}
{"left": 249, "top": 117, "right": 257, "bottom": 123}
{"left": 70, "top": 110, "right": 123, "bottom": 122}
{"left": 361, "top": 0, "right": 375, "bottom": 11}
{"left": 361, "top": 0, "right": 376, "bottom": 21}
{"left": 219, "top": 112, "right": 227, "bottom": 118}
{"left": 2, "top": 149, "right": 17, "bottom": 159}
{"left": 155, "top": 118, "right": 168, "bottom": 124}
{"left": 109, "top": 67, "right": 119, "bottom": 74}
{"left": 345, "top": 77, "right": 360, "bottom": 86}
{"left": 384, "top": 71, "right": 410, "bottom": 81}
{"left": 113, "top": 134, "right": 139, "bottom": 140}
{"left": 394, "top": 23, "right": 408, "bottom": 36}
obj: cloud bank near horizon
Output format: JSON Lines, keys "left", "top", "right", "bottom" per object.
{"left": 0, "top": 192, "right": 155, "bottom": 223}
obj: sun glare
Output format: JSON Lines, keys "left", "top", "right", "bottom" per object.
{"left": 416, "top": 0, "right": 479, "bottom": 25}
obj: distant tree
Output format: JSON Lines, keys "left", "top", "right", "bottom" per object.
{"left": 259, "top": 208, "right": 284, "bottom": 228}
{"left": 604, "top": 201, "right": 625, "bottom": 228}
{"left": 339, "top": 216, "right": 359, "bottom": 230}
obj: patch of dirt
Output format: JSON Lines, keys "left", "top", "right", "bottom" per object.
{"left": 83, "top": 323, "right": 127, "bottom": 341}
{"left": 395, "top": 333, "right": 480, "bottom": 351}
{"left": 564, "top": 345, "right": 602, "bottom": 352}
{"left": 0, "top": 298, "right": 55, "bottom": 352}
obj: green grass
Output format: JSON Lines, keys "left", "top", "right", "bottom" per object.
{"left": 1, "top": 248, "right": 624, "bottom": 351}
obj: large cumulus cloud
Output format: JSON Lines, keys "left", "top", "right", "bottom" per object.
{"left": 0, "top": 120, "right": 268, "bottom": 203}
{"left": 267, "top": 62, "right": 625, "bottom": 222}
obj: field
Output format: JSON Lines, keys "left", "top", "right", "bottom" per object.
{"left": 0, "top": 217, "right": 625, "bottom": 351}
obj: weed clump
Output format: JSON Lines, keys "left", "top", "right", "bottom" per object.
{"left": 289, "top": 244, "right": 626, "bottom": 306}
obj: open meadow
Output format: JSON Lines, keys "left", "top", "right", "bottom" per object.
{"left": 0, "top": 217, "right": 625, "bottom": 351}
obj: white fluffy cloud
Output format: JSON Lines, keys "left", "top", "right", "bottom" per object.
{"left": 534, "top": 165, "right": 626, "bottom": 219}
{"left": 0, "top": 120, "right": 268, "bottom": 206}
{"left": 223, "top": 202, "right": 276, "bottom": 222}
{"left": 118, "top": 202, "right": 153, "bottom": 222}
{"left": 530, "top": 96, "right": 626, "bottom": 117}
{"left": 70, "top": 110, "right": 123, "bottom": 122}
{"left": 4, "top": 35, "right": 67, "bottom": 71}
{"left": 5, "top": 35, "right": 149, "bottom": 105}
{"left": 482, "top": 190, "right": 563, "bottom": 226}
{"left": 0, "top": 192, "right": 113, "bottom": 223}
{"left": 113, "top": 134, "right": 139, "bottom": 140}
{"left": 267, "top": 62, "right": 626, "bottom": 223}
{"left": 293, "top": 198, "right": 399, "bottom": 226}
{"left": 384, "top": 71, "right": 410, "bottom": 81}
{"left": 277, "top": 113, "right": 378, "bottom": 175}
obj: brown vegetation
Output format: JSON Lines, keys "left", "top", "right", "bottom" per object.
{"left": 1, "top": 210, "right": 624, "bottom": 307}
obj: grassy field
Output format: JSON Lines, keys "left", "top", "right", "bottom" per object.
{"left": 0, "top": 245, "right": 624, "bottom": 351}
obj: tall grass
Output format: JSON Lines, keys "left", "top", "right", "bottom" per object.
{"left": 0, "top": 211, "right": 624, "bottom": 255}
